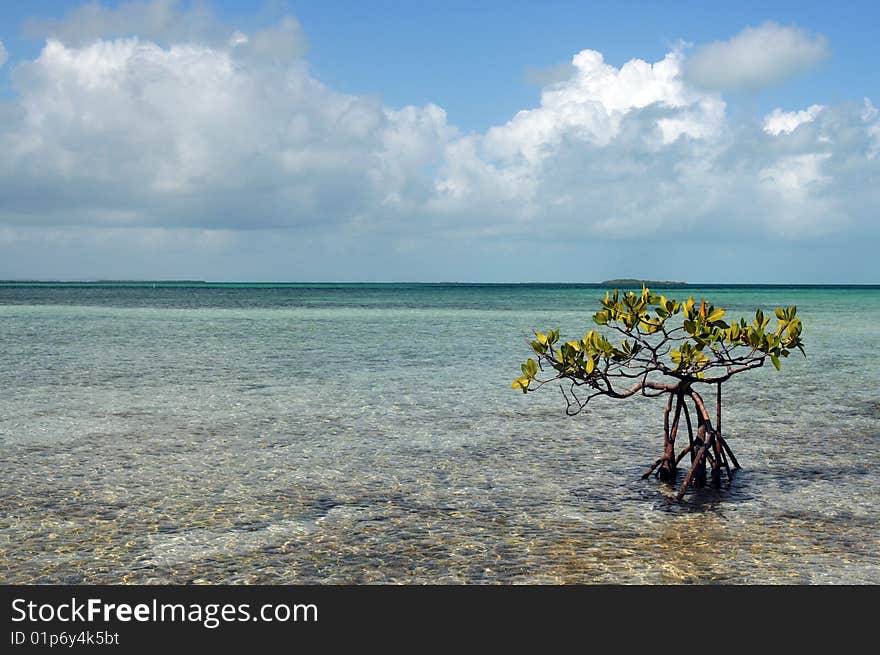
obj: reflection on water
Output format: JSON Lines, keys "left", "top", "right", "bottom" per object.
{"left": 1, "top": 285, "right": 878, "bottom": 583}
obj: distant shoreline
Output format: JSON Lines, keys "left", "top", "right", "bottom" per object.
{"left": 600, "top": 279, "right": 687, "bottom": 287}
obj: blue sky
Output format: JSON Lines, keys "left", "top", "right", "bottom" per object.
{"left": 0, "top": 1, "right": 878, "bottom": 282}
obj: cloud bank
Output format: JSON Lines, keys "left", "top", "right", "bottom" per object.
{"left": 1, "top": 34, "right": 452, "bottom": 233}
{"left": 1, "top": 5, "right": 878, "bottom": 281}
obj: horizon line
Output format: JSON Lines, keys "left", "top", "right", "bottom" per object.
{"left": 1, "top": 280, "right": 879, "bottom": 287}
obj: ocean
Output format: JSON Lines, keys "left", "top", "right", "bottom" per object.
{"left": 1, "top": 283, "right": 878, "bottom": 583}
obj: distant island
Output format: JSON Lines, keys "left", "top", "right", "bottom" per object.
{"left": 601, "top": 279, "right": 688, "bottom": 287}
{"left": 95, "top": 280, "right": 208, "bottom": 284}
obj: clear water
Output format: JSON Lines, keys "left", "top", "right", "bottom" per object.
{"left": 1, "top": 283, "right": 878, "bottom": 584}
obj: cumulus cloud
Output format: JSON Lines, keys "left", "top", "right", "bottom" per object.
{"left": 763, "top": 104, "right": 824, "bottom": 135}
{"left": 429, "top": 47, "right": 880, "bottom": 242}
{"left": 0, "top": 35, "right": 452, "bottom": 231}
{"left": 430, "top": 48, "right": 730, "bottom": 235}
{"left": 684, "top": 22, "right": 829, "bottom": 91}
{"left": 0, "top": 12, "right": 879, "bottom": 281}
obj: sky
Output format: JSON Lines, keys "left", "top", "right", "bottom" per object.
{"left": 0, "top": 1, "right": 878, "bottom": 282}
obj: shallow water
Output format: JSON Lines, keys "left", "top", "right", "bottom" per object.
{"left": 1, "top": 284, "right": 878, "bottom": 583}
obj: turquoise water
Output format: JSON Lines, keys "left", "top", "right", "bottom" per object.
{"left": 1, "top": 284, "right": 878, "bottom": 584}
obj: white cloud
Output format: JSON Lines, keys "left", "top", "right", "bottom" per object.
{"left": 684, "top": 22, "right": 829, "bottom": 91}
{"left": 0, "top": 35, "right": 451, "bottom": 231}
{"left": 763, "top": 104, "right": 825, "bottom": 135}
{"left": 427, "top": 47, "right": 880, "bottom": 243}
{"left": 0, "top": 39, "right": 7, "bottom": 68}
{"left": 432, "top": 48, "right": 729, "bottom": 232}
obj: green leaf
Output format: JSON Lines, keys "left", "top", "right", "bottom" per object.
{"left": 639, "top": 318, "right": 660, "bottom": 333}
{"left": 770, "top": 355, "right": 781, "bottom": 371}
{"left": 512, "top": 376, "right": 530, "bottom": 392}
{"left": 683, "top": 297, "right": 695, "bottom": 319}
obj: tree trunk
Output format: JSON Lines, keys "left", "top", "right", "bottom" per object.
{"left": 641, "top": 385, "right": 741, "bottom": 499}
{"left": 657, "top": 393, "right": 680, "bottom": 482}
{"left": 692, "top": 423, "right": 708, "bottom": 488}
